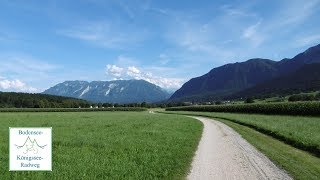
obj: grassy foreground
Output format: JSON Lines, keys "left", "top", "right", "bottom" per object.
{"left": 163, "top": 111, "right": 320, "bottom": 156}
{"left": 0, "top": 111, "right": 202, "bottom": 179}
{"left": 159, "top": 110, "right": 320, "bottom": 179}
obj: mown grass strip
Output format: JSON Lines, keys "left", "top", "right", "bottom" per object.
{"left": 161, "top": 111, "right": 320, "bottom": 157}
{"left": 166, "top": 101, "right": 320, "bottom": 116}
{"left": 0, "top": 107, "right": 147, "bottom": 112}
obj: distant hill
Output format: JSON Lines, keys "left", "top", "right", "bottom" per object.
{"left": 170, "top": 58, "right": 278, "bottom": 101}
{"left": 230, "top": 63, "right": 320, "bottom": 99}
{"left": 0, "top": 92, "right": 90, "bottom": 108}
{"left": 43, "top": 80, "right": 170, "bottom": 103}
{"left": 169, "top": 44, "right": 320, "bottom": 102}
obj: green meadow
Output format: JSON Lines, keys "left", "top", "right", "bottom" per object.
{"left": 163, "top": 110, "right": 320, "bottom": 155}
{"left": 160, "top": 110, "right": 320, "bottom": 179}
{"left": 0, "top": 111, "right": 202, "bottom": 179}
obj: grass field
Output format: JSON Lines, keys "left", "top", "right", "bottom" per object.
{"left": 159, "top": 110, "right": 320, "bottom": 179}
{"left": 162, "top": 111, "right": 320, "bottom": 156}
{"left": 0, "top": 111, "right": 202, "bottom": 179}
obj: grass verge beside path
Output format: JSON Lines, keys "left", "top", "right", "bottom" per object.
{"left": 158, "top": 110, "right": 320, "bottom": 180}
{"left": 162, "top": 111, "right": 320, "bottom": 157}
{"left": 0, "top": 111, "right": 202, "bottom": 179}
{"left": 220, "top": 120, "right": 320, "bottom": 180}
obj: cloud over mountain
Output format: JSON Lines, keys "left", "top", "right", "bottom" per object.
{"left": 0, "top": 77, "right": 37, "bottom": 92}
{"left": 106, "top": 64, "right": 183, "bottom": 91}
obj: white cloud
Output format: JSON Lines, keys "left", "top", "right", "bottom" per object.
{"left": 278, "top": 0, "right": 319, "bottom": 27}
{"left": 242, "top": 21, "right": 259, "bottom": 38}
{"left": 242, "top": 21, "right": 264, "bottom": 46}
{"left": 0, "top": 77, "right": 37, "bottom": 92}
{"left": 0, "top": 55, "right": 59, "bottom": 74}
{"left": 125, "top": 66, "right": 184, "bottom": 90}
{"left": 0, "top": 54, "right": 61, "bottom": 92}
{"left": 163, "top": 0, "right": 320, "bottom": 64}
{"left": 166, "top": 19, "right": 235, "bottom": 62}
{"left": 117, "top": 0, "right": 135, "bottom": 19}
{"left": 148, "top": 7, "right": 169, "bottom": 15}
{"left": 163, "top": 9, "right": 252, "bottom": 64}
{"left": 106, "top": 64, "right": 124, "bottom": 77}
{"left": 220, "top": 4, "right": 257, "bottom": 18}
{"left": 58, "top": 21, "right": 148, "bottom": 49}
{"left": 295, "top": 34, "right": 320, "bottom": 47}
{"left": 256, "top": 0, "right": 320, "bottom": 37}
{"left": 116, "top": 55, "right": 139, "bottom": 66}
{"left": 159, "top": 53, "right": 170, "bottom": 65}
{"left": 105, "top": 64, "right": 184, "bottom": 90}
{"left": 127, "top": 66, "right": 140, "bottom": 74}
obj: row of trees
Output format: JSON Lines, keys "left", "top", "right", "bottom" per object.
{"left": 1, "top": 91, "right": 319, "bottom": 109}
{"left": 0, "top": 92, "right": 90, "bottom": 108}
{"left": 95, "top": 102, "right": 156, "bottom": 108}
{"left": 166, "top": 101, "right": 320, "bottom": 116}
{"left": 288, "top": 93, "right": 320, "bottom": 102}
{"left": 0, "top": 92, "right": 166, "bottom": 108}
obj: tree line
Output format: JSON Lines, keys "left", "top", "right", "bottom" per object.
{"left": 0, "top": 92, "right": 91, "bottom": 108}
{"left": 2, "top": 91, "right": 319, "bottom": 109}
{"left": 288, "top": 93, "right": 320, "bottom": 102}
{"left": 0, "top": 92, "right": 166, "bottom": 108}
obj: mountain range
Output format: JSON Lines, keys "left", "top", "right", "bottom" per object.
{"left": 230, "top": 63, "right": 320, "bottom": 99}
{"left": 43, "top": 80, "right": 170, "bottom": 104}
{"left": 43, "top": 44, "right": 320, "bottom": 103}
{"left": 169, "top": 44, "right": 320, "bottom": 102}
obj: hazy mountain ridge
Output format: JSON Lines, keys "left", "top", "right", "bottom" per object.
{"left": 169, "top": 44, "right": 320, "bottom": 102}
{"left": 43, "top": 80, "right": 170, "bottom": 103}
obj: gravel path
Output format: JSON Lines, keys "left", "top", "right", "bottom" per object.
{"left": 187, "top": 116, "right": 292, "bottom": 180}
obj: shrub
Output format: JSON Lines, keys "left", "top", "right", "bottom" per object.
{"left": 165, "top": 102, "right": 320, "bottom": 116}
{"left": 215, "top": 101, "right": 223, "bottom": 105}
{"left": 244, "top": 97, "right": 255, "bottom": 103}
{"left": 288, "top": 94, "right": 315, "bottom": 102}
{"left": 315, "top": 92, "right": 320, "bottom": 101}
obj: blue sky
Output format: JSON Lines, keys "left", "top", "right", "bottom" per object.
{"left": 0, "top": 0, "right": 320, "bottom": 92}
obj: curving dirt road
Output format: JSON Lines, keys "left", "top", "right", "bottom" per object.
{"left": 187, "top": 116, "right": 292, "bottom": 180}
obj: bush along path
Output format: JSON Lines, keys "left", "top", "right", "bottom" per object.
{"left": 166, "top": 101, "right": 320, "bottom": 116}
